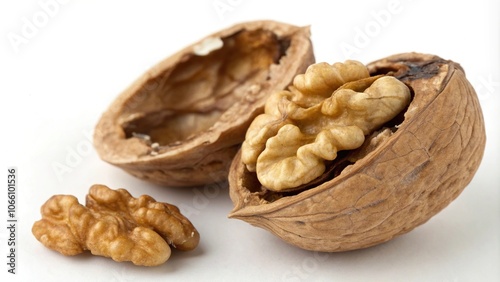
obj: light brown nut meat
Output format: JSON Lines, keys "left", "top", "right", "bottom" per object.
{"left": 242, "top": 61, "right": 410, "bottom": 191}
{"left": 32, "top": 184, "right": 199, "bottom": 266}
{"left": 241, "top": 60, "right": 370, "bottom": 172}
{"left": 93, "top": 20, "right": 314, "bottom": 187}
{"left": 229, "top": 53, "right": 486, "bottom": 252}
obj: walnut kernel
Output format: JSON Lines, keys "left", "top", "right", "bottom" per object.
{"left": 241, "top": 61, "right": 411, "bottom": 191}
{"left": 32, "top": 184, "right": 199, "bottom": 266}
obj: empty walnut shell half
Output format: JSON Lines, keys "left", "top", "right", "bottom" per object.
{"left": 228, "top": 53, "right": 486, "bottom": 251}
{"left": 94, "top": 20, "right": 314, "bottom": 187}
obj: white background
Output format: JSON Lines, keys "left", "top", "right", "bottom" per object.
{"left": 1, "top": 0, "right": 499, "bottom": 281}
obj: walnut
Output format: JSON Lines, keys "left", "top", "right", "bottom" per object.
{"left": 32, "top": 185, "right": 199, "bottom": 266}
{"left": 228, "top": 53, "right": 486, "bottom": 252}
{"left": 93, "top": 20, "right": 314, "bottom": 187}
{"left": 241, "top": 61, "right": 411, "bottom": 191}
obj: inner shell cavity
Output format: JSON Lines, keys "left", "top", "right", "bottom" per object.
{"left": 120, "top": 29, "right": 288, "bottom": 147}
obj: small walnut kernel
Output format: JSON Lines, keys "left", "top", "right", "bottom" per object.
{"left": 32, "top": 185, "right": 199, "bottom": 266}
{"left": 241, "top": 61, "right": 410, "bottom": 191}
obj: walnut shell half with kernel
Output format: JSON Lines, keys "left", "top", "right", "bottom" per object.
{"left": 228, "top": 53, "right": 486, "bottom": 252}
{"left": 94, "top": 21, "right": 314, "bottom": 187}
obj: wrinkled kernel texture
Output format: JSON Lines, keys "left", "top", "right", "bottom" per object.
{"left": 241, "top": 61, "right": 411, "bottom": 191}
{"left": 32, "top": 184, "right": 200, "bottom": 266}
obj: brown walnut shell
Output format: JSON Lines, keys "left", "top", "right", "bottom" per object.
{"left": 94, "top": 20, "right": 314, "bottom": 187}
{"left": 228, "top": 53, "right": 486, "bottom": 251}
